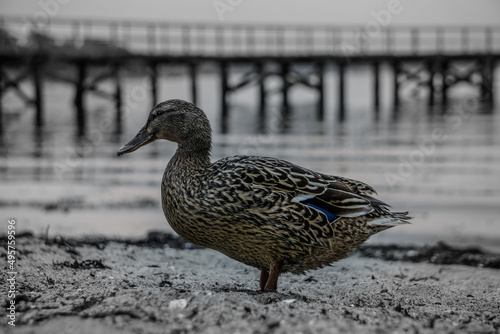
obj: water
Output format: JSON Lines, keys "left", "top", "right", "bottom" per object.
{"left": 1, "top": 64, "right": 499, "bottom": 251}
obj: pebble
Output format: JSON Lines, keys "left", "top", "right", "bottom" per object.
{"left": 168, "top": 299, "right": 188, "bottom": 310}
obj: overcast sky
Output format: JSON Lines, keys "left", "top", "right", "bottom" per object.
{"left": 1, "top": 0, "right": 499, "bottom": 26}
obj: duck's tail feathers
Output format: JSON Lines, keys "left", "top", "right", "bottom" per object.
{"left": 367, "top": 211, "right": 412, "bottom": 227}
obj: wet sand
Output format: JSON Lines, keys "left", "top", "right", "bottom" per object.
{"left": 2, "top": 233, "right": 499, "bottom": 334}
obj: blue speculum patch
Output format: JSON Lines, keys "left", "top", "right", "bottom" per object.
{"left": 305, "top": 203, "right": 338, "bottom": 222}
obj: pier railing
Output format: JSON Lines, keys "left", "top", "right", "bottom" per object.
{"left": 1, "top": 16, "right": 499, "bottom": 57}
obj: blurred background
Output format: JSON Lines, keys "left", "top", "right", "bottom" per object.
{"left": 0, "top": 0, "right": 499, "bottom": 251}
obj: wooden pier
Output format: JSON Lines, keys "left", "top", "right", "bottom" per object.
{"left": 0, "top": 16, "right": 499, "bottom": 134}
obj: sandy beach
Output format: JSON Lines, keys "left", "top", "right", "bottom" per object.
{"left": 2, "top": 232, "right": 499, "bottom": 334}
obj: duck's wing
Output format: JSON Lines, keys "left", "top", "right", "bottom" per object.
{"left": 208, "top": 155, "right": 408, "bottom": 250}
{"left": 212, "top": 155, "right": 382, "bottom": 219}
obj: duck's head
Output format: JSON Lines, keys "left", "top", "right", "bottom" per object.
{"left": 117, "top": 99, "right": 212, "bottom": 156}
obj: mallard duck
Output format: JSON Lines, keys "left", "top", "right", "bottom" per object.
{"left": 117, "top": 99, "right": 410, "bottom": 292}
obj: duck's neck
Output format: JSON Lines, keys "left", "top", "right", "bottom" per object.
{"left": 170, "top": 141, "right": 212, "bottom": 171}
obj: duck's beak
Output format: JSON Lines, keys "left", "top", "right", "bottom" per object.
{"left": 117, "top": 125, "right": 155, "bottom": 156}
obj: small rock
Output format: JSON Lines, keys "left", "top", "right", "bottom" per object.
{"left": 168, "top": 299, "right": 188, "bottom": 310}
{"left": 19, "top": 309, "right": 39, "bottom": 324}
{"left": 267, "top": 319, "right": 280, "bottom": 329}
{"left": 282, "top": 299, "right": 296, "bottom": 304}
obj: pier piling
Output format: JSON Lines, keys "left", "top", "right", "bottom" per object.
{"left": 317, "top": 61, "right": 325, "bottom": 120}
{"left": 373, "top": 62, "right": 380, "bottom": 117}
{"left": 393, "top": 61, "right": 400, "bottom": 108}
{"left": 114, "top": 64, "right": 122, "bottom": 134}
{"left": 220, "top": 61, "right": 229, "bottom": 131}
{"left": 148, "top": 62, "right": 158, "bottom": 109}
{"left": 32, "top": 58, "right": 44, "bottom": 128}
{"left": 257, "top": 62, "right": 266, "bottom": 121}
{"left": 338, "top": 62, "right": 345, "bottom": 122}
{"left": 441, "top": 60, "right": 449, "bottom": 106}
{"left": 427, "top": 60, "right": 435, "bottom": 107}
{"left": 75, "top": 60, "right": 86, "bottom": 134}
{"left": 281, "top": 62, "right": 290, "bottom": 118}
{"left": 189, "top": 62, "right": 198, "bottom": 105}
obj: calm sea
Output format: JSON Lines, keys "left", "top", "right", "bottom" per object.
{"left": 1, "top": 64, "right": 499, "bottom": 250}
